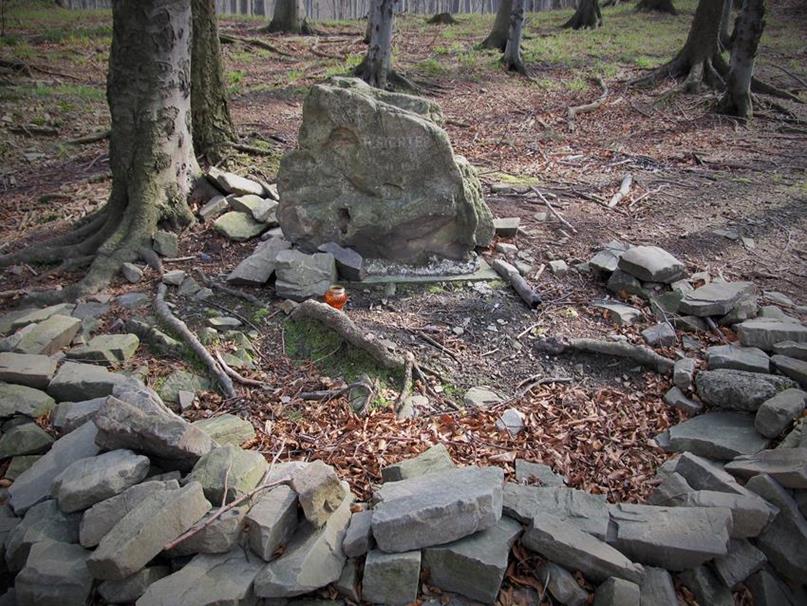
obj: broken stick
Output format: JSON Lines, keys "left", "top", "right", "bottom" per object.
{"left": 608, "top": 174, "right": 633, "bottom": 208}
{"left": 535, "top": 336, "right": 674, "bottom": 375}
{"left": 567, "top": 76, "right": 608, "bottom": 131}
{"left": 492, "top": 259, "right": 541, "bottom": 308}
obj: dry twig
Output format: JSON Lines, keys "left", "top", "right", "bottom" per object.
{"left": 531, "top": 188, "right": 577, "bottom": 233}
{"left": 567, "top": 76, "right": 608, "bottom": 131}
{"left": 535, "top": 337, "right": 674, "bottom": 375}
{"left": 608, "top": 174, "right": 633, "bottom": 208}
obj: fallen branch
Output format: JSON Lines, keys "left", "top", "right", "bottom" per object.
{"left": 769, "top": 63, "right": 807, "bottom": 89}
{"left": 535, "top": 337, "right": 674, "bottom": 375}
{"left": 194, "top": 269, "right": 266, "bottom": 307}
{"left": 567, "top": 76, "right": 608, "bottom": 131}
{"left": 9, "top": 124, "right": 59, "bottom": 136}
{"left": 214, "top": 351, "right": 267, "bottom": 388}
{"left": 412, "top": 329, "right": 461, "bottom": 364}
{"left": 608, "top": 174, "right": 633, "bottom": 208}
{"left": 154, "top": 283, "right": 237, "bottom": 398}
{"left": 492, "top": 259, "right": 541, "bottom": 308}
{"left": 219, "top": 33, "right": 294, "bottom": 57}
{"left": 65, "top": 130, "right": 110, "bottom": 145}
{"left": 531, "top": 188, "right": 577, "bottom": 233}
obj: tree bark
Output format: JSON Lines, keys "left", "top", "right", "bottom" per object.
{"left": 359, "top": 0, "right": 396, "bottom": 88}
{"left": 191, "top": 0, "right": 235, "bottom": 162}
{"left": 564, "top": 0, "right": 603, "bottom": 30}
{"left": 481, "top": 0, "right": 510, "bottom": 51}
{"left": 266, "top": 0, "right": 312, "bottom": 34}
{"left": 719, "top": 0, "right": 733, "bottom": 49}
{"left": 717, "top": 0, "right": 764, "bottom": 118}
{"left": 502, "top": 0, "right": 525, "bottom": 74}
{"left": 635, "top": 0, "right": 677, "bottom": 14}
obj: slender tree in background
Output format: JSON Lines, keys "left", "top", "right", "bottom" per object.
{"left": 357, "top": 0, "right": 396, "bottom": 88}
{"left": 502, "top": 0, "right": 525, "bottom": 74}
{"left": 480, "top": 0, "right": 511, "bottom": 52}
{"left": 192, "top": 0, "right": 235, "bottom": 161}
{"left": 0, "top": 0, "right": 198, "bottom": 298}
{"left": 266, "top": 0, "right": 312, "bottom": 34}
{"left": 719, "top": 0, "right": 734, "bottom": 49}
{"left": 717, "top": 0, "right": 764, "bottom": 117}
{"left": 564, "top": 0, "right": 602, "bottom": 30}
{"left": 635, "top": 0, "right": 677, "bottom": 14}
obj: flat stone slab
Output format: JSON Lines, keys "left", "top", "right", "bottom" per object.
{"left": 713, "top": 538, "right": 766, "bottom": 589}
{"left": 226, "top": 236, "right": 291, "bottom": 285}
{"left": 14, "top": 314, "right": 81, "bottom": 355}
{"left": 372, "top": 466, "right": 504, "bottom": 552}
{"left": 738, "top": 319, "right": 807, "bottom": 351}
{"left": 4, "top": 304, "right": 75, "bottom": 333}
{"left": 0, "top": 420, "right": 55, "bottom": 458}
{"left": 246, "top": 485, "right": 299, "bottom": 560}
{"left": 662, "top": 386, "right": 702, "bottom": 414}
{"left": 66, "top": 334, "right": 140, "bottom": 366}
{"left": 165, "top": 505, "right": 247, "bottom": 556}
{"left": 707, "top": 345, "right": 770, "bottom": 373}
{"left": 755, "top": 388, "right": 806, "bottom": 438}
{"left": 88, "top": 481, "right": 211, "bottom": 580}
{"left": 503, "top": 483, "right": 609, "bottom": 539}
{"left": 52, "top": 448, "right": 150, "bottom": 512}
{"left": 773, "top": 340, "right": 807, "bottom": 361}
{"left": 208, "top": 167, "right": 264, "bottom": 196}
{"left": 342, "top": 509, "right": 373, "bottom": 558}
{"left": 355, "top": 257, "right": 499, "bottom": 284}
{"left": 662, "top": 489, "right": 774, "bottom": 539}
{"left": 593, "top": 577, "right": 640, "bottom": 606}
{"left": 514, "top": 459, "right": 566, "bottom": 487}
{"left": 47, "top": 361, "right": 127, "bottom": 401}
{"left": 188, "top": 444, "right": 267, "bottom": 504}
{"left": 230, "top": 194, "right": 278, "bottom": 223}
{"left": 493, "top": 217, "right": 520, "bottom": 237}
{"left": 617, "top": 246, "right": 684, "bottom": 283}
{"left": 9, "top": 421, "right": 100, "bottom": 514}
{"left": 362, "top": 549, "right": 421, "bottom": 606}
{"left": 665, "top": 451, "right": 751, "bottom": 496}
{"left": 639, "top": 567, "right": 677, "bottom": 606}
{"left": 695, "top": 368, "right": 796, "bottom": 411}
{"left": 97, "top": 566, "right": 169, "bottom": 604}
{"left": 51, "top": 398, "right": 105, "bottom": 434}
{"left": 318, "top": 241, "right": 366, "bottom": 282}
{"left": 678, "top": 281, "right": 756, "bottom": 317}
{"left": 0, "top": 352, "right": 57, "bottom": 389}
{"left": 0, "top": 383, "right": 55, "bottom": 418}
{"left": 662, "top": 412, "right": 770, "bottom": 460}
{"left": 381, "top": 443, "right": 454, "bottom": 482}
{"left": 192, "top": 414, "right": 256, "bottom": 446}
{"left": 593, "top": 302, "right": 642, "bottom": 326}
{"left": 422, "top": 516, "right": 522, "bottom": 604}
{"left": 522, "top": 512, "right": 643, "bottom": 583}
{"left": 15, "top": 540, "right": 93, "bottom": 606}
{"left": 772, "top": 354, "right": 807, "bottom": 387}
{"left": 725, "top": 448, "right": 807, "bottom": 489}
{"left": 213, "top": 211, "right": 267, "bottom": 241}
{"left": 275, "top": 250, "right": 337, "bottom": 302}
{"left": 589, "top": 240, "right": 630, "bottom": 273}
{"left": 138, "top": 549, "right": 262, "bottom": 606}
{"left": 463, "top": 386, "right": 503, "bottom": 408}
{"left": 5, "top": 499, "right": 80, "bottom": 572}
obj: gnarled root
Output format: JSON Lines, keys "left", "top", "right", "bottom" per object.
{"left": 536, "top": 336, "right": 674, "bottom": 375}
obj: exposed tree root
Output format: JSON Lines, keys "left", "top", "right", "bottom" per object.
{"left": 66, "top": 130, "right": 110, "bottom": 145}
{"left": 750, "top": 77, "right": 803, "bottom": 103}
{"left": 219, "top": 33, "right": 294, "bottom": 57}
{"left": 564, "top": 0, "right": 603, "bottom": 30}
{"left": 352, "top": 58, "right": 420, "bottom": 93}
{"left": 536, "top": 337, "right": 675, "bottom": 375}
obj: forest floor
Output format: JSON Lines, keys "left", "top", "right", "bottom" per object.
{"left": 1, "top": 0, "right": 806, "bottom": 511}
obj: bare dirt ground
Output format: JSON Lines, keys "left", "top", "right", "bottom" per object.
{"left": 1, "top": 0, "right": 806, "bottom": 521}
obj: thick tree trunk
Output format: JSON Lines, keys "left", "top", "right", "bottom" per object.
{"left": 717, "top": 0, "right": 764, "bottom": 118}
{"left": 191, "top": 0, "right": 235, "bottom": 162}
{"left": 635, "top": 0, "right": 677, "bottom": 14}
{"left": 359, "top": 0, "right": 396, "bottom": 88}
{"left": 481, "top": 0, "right": 511, "bottom": 51}
{"left": 502, "top": 0, "right": 525, "bottom": 74}
{"left": 564, "top": 0, "right": 603, "bottom": 30}
{"left": 266, "top": 0, "right": 312, "bottom": 34}
{"left": 364, "top": 0, "right": 378, "bottom": 43}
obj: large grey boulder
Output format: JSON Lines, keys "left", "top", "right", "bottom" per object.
{"left": 593, "top": 577, "right": 640, "bottom": 606}
{"left": 137, "top": 549, "right": 263, "bottom": 606}
{"left": 52, "top": 449, "right": 150, "bottom": 512}
{"left": 276, "top": 78, "right": 493, "bottom": 265}
{"left": 274, "top": 250, "right": 337, "bottom": 302}
{"left": 47, "top": 362, "right": 127, "bottom": 401}
{"left": 725, "top": 448, "right": 807, "bottom": 489}
{"left": 291, "top": 459, "right": 346, "bottom": 527}
{"left": 87, "top": 481, "right": 211, "bottom": 580}
{"left": 226, "top": 236, "right": 291, "bottom": 285}
{"left": 245, "top": 485, "right": 299, "bottom": 561}
{"left": 381, "top": 443, "right": 454, "bottom": 482}
{"left": 13, "top": 315, "right": 81, "bottom": 355}
{"left": 503, "top": 484, "right": 609, "bottom": 539}
{"left": 662, "top": 412, "right": 769, "bottom": 460}
{"left": 192, "top": 413, "right": 256, "bottom": 446}
{"left": 535, "top": 562, "right": 588, "bottom": 606}
{"left": 660, "top": 490, "right": 773, "bottom": 538}
{"left": 93, "top": 397, "right": 215, "bottom": 471}
{"left": 755, "top": 389, "right": 806, "bottom": 438}
{"left": 0, "top": 422, "right": 53, "bottom": 458}
{"left": 97, "top": 566, "right": 169, "bottom": 604}
{"left": 422, "top": 516, "right": 522, "bottom": 604}
{"left": 522, "top": 512, "right": 643, "bottom": 583}
{"left": 678, "top": 281, "right": 756, "bottom": 317}
{"left": 15, "top": 541, "right": 93, "bottom": 606}
{"left": 707, "top": 344, "right": 770, "bottom": 373}
{"left": 737, "top": 318, "right": 807, "bottom": 351}
{"left": 713, "top": 538, "right": 766, "bottom": 589}
{"left": 607, "top": 503, "right": 731, "bottom": 570}
{"left": 5, "top": 500, "right": 80, "bottom": 572}
{"left": 0, "top": 383, "right": 55, "bottom": 418}
{"left": 9, "top": 422, "right": 100, "bottom": 514}
{"left": 362, "top": 549, "right": 421, "bottom": 606}
{"left": 0, "top": 353, "right": 57, "bottom": 389}
{"left": 371, "top": 466, "right": 503, "bottom": 552}
{"left": 695, "top": 368, "right": 796, "bottom": 411}
{"left": 616, "top": 246, "right": 684, "bottom": 283}
{"left": 188, "top": 444, "right": 267, "bottom": 504}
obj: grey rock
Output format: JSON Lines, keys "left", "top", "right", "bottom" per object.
{"left": 208, "top": 316, "right": 241, "bottom": 329}
{"left": 253, "top": 488, "right": 353, "bottom": 598}
{"left": 207, "top": 167, "right": 264, "bottom": 196}
{"left": 760, "top": 305, "right": 799, "bottom": 322}
{"left": 606, "top": 269, "right": 645, "bottom": 299}
{"left": 0, "top": 423, "right": 52, "bottom": 458}
{"left": 664, "top": 411, "right": 769, "bottom": 459}
{"left": 157, "top": 370, "right": 210, "bottom": 404}
{"left": 0, "top": 353, "right": 57, "bottom": 389}
{"left": 362, "top": 549, "right": 421, "bottom": 606}
{"left": 372, "top": 466, "right": 503, "bottom": 552}
{"left": 0, "top": 383, "right": 55, "bottom": 418}
{"left": 317, "top": 242, "right": 366, "bottom": 282}
{"left": 772, "top": 355, "right": 807, "bottom": 387}
{"left": 746, "top": 568, "right": 799, "bottom": 606}
{"left": 522, "top": 512, "right": 643, "bottom": 583}
{"left": 166, "top": 505, "right": 247, "bottom": 556}
{"left": 667, "top": 451, "right": 752, "bottom": 496}
{"left": 647, "top": 470, "right": 692, "bottom": 505}
{"left": 177, "top": 276, "right": 202, "bottom": 296}
{"left": 675, "top": 315, "right": 708, "bottom": 333}
{"left": 696, "top": 368, "right": 796, "bottom": 411}
{"left": 188, "top": 444, "right": 268, "bottom": 504}
{"left": 67, "top": 334, "right": 140, "bottom": 367}
{"left": 137, "top": 549, "right": 262, "bottom": 606}
{"left": 780, "top": 418, "right": 807, "bottom": 449}
{"left": 230, "top": 194, "right": 278, "bottom": 223}
{"left": 535, "top": 562, "right": 587, "bottom": 606}
{"left": 162, "top": 269, "right": 186, "bottom": 286}
{"left": 227, "top": 236, "right": 291, "bottom": 285}
{"left": 152, "top": 230, "right": 178, "bottom": 257}
{"left": 276, "top": 78, "right": 493, "bottom": 264}
{"left": 678, "top": 566, "right": 733, "bottom": 606}
{"left": 192, "top": 414, "right": 256, "bottom": 446}
{"left": 593, "top": 302, "right": 641, "bottom": 326}
{"left": 607, "top": 503, "right": 731, "bottom": 570}
{"left": 381, "top": 443, "right": 454, "bottom": 483}
{"left": 662, "top": 489, "right": 774, "bottom": 538}
{"left": 773, "top": 340, "right": 807, "bottom": 362}
{"left": 738, "top": 319, "right": 807, "bottom": 351}
{"left": 52, "top": 398, "right": 104, "bottom": 433}
{"left": 503, "top": 483, "right": 608, "bottom": 539}
{"left": 5, "top": 304, "right": 75, "bottom": 333}
{"left": 9, "top": 422, "right": 99, "bottom": 514}
{"left": 116, "top": 292, "right": 148, "bottom": 308}
{"left": 673, "top": 358, "right": 696, "bottom": 392}
{"left": 334, "top": 558, "right": 360, "bottom": 602}
{"left": 638, "top": 567, "right": 677, "bottom": 606}
{"left": 246, "top": 485, "right": 299, "bottom": 560}
{"left": 15, "top": 541, "right": 93, "bottom": 606}
{"left": 79, "top": 479, "right": 179, "bottom": 548}
{"left": 97, "top": 566, "right": 169, "bottom": 604}
{"left": 198, "top": 195, "right": 229, "bottom": 221}
{"left": 707, "top": 344, "right": 770, "bottom": 373}
{"left": 493, "top": 217, "right": 520, "bottom": 237}
{"left": 5, "top": 455, "right": 40, "bottom": 480}
{"left": 5, "top": 500, "right": 80, "bottom": 572}
{"left": 495, "top": 408, "right": 525, "bottom": 435}
{"left": 719, "top": 294, "right": 760, "bottom": 326}
{"left": 593, "top": 577, "right": 639, "bottom": 606}
{"left": 463, "top": 386, "right": 503, "bottom": 408}
{"left": 617, "top": 246, "right": 684, "bottom": 283}
{"left": 755, "top": 389, "right": 806, "bottom": 438}
{"left": 589, "top": 240, "right": 630, "bottom": 273}
{"left": 678, "top": 281, "right": 756, "bottom": 317}
{"left": 713, "top": 538, "right": 766, "bottom": 588}
{"left": 14, "top": 315, "right": 80, "bottom": 355}
{"left": 121, "top": 263, "right": 144, "bottom": 283}
{"left": 88, "top": 481, "right": 211, "bottom": 580}
{"left": 291, "top": 460, "right": 346, "bottom": 528}
{"left": 93, "top": 397, "right": 215, "bottom": 472}
{"left": 662, "top": 386, "right": 702, "bottom": 414}
{"left": 275, "top": 250, "right": 337, "bottom": 302}
{"left": 342, "top": 509, "right": 373, "bottom": 558}
{"left": 549, "top": 260, "right": 568, "bottom": 274}
{"left": 642, "top": 323, "right": 676, "bottom": 348}
{"left": 422, "top": 516, "right": 522, "bottom": 604}
{"left": 47, "top": 361, "right": 127, "bottom": 401}
{"left": 214, "top": 211, "right": 267, "bottom": 241}
{"left": 725, "top": 448, "right": 807, "bottom": 489}
{"left": 514, "top": 459, "right": 565, "bottom": 487}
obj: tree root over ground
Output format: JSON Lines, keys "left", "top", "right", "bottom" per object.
{"left": 535, "top": 336, "right": 674, "bottom": 375}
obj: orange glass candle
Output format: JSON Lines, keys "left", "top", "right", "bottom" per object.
{"left": 324, "top": 285, "right": 348, "bottom": 311}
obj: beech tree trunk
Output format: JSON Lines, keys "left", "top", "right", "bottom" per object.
{"left": 364, "top": 0, "right": 377, "bottom": 43}
{"left": 564, "top": 0, "right": 603, "bottom": 30}
{"left": 267, "top": 0, "right": 312, "bottom": 34}
{"left": 635, "top": 0, "right": 677, "bottom": 14}
{"left": 191, "top": 0, "right": 235, "bottom": 162}
{"left": 481, "top": 0, "right": 511, "bottom": 52}
{"left": 502, "top": 0, "right": 525, "bottom": 74}
{"left": 360, "top": 0, "right": 396, "bottom": 88}
{"left": 717, "top": 0, "right": 764, "bottom": 117}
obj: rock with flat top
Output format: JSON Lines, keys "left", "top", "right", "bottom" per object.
{"left": 772, "top": 354, "right": 807, "bottom": 387}
{"left": 0, "top": 423, "right": 53, "bottom": 458}
{"left": 246, "top": 485, "right": 299, "bottom": 560}
{"left": 773, "top": 340, "right": 807, "bottom": 361}
{"left": 230, "top": 194, "right": 277, "bottom": 223}
{"left": 362, "top": 549, "right": 421, "bottom": 606}
{"left": 593, "top": 577, "right": 640, "bottom": 606}
{"left": 342, "top": 509, "right": 373, "bottom": 558}
{"left": 503, "top": 483, "right": 609, "bottom": 539}
{"left": 0, "top": 383, "right": 55, "bottom": 419}
{"left": 713, "top": 538, "right": 766, "bottom": 588}
{"left": 673, "top": 358, "right": 696, "bottom": 392}
{"left": 47, "top": 362, "right": 127, "bottom": 401}
{"left": 291, "top": 460, "right": 346, "bottom": 528}
{"left": 166, "top": 506, "right": 247, "bottom": 556}
{"left": 97, "top": 566, "right": 169, "bottom": 604}
{"left": 725, "top": 448, "right": 807, "bottom": 489}
{"left": 707, "top": 344, "right": 770, "bottom": 373}
{"left": 594, "top": 302, "right": 642, "bottom": 326}
{"left": 188, "top": 444, "right": 267, "bottom": 504}
{"left": 5, "top": 499, "right": 80, "bottom": 572}
{"left": 678, "top": 281, "right": 756, "bottom": 317}
{"left": 536, "top": 562, "right": 588, "bottom": 606}
{"left": 67, "top": 334, "right": 139, "bottom": 366}
{"left": 121, "top": 263, "right": 143, "bottom": 283}
{"left": 662, "top": 412, "right": 769, "bottom": 459}
{"left": 208, "top": 167, "right": 264, "bottom": 196}
{"left": 15, "top": 541, "right": 93, "bottom": 606}
{"left": 214, "top": 211, "right": 267, "bottom": 241}
{"left": 381, "top": 443, "right": 454, "bottom": 482}
{"left": 641, "top": 323, "right": 675, "bottom": 347}
{"left": 638, "top": 567, "right": 677, "bottom": 606}
{"left": 617, "top": 246, "right": 684, "bottom": 283}
{"left": 192, "top": 414, "right": 256, "bottom": 446}
{"left": 51, "top": 398, "right": 104, "bottom": 434}
{"left": 5, "top": 304, "right": 75, "bottom": 332}
{"left": 514, "top": 459, "right": 565, "bottom": 486}
{"left": 275, "top": 250, "right": 337, "bottom": 302}
{"left": 746, "top": 569, "right": 799, "bottom": 606}
{"left": 14, "top": 315, "right": 80, "bottom": 355}
{"left": 738, "top": 318, "right": 807, "bottom": 351}
{"left": 463, "top": 386, "right": 503, "bottom": 408}
{"left": 665, "top": 451, "right": 752, "bottom": 496}
{"left": 660, "top": 489, "right": 773, "bottom": 538}
{"left": 0, "top": 353, "right": 57, "bottom": 389}
{"left": 695, "top": 368, "right": 796, "bottom": 411}
{"left": 589, "top": 240, "right": 630, "bottom": 273}
{"left": 662, "top": 386, "right": 702, "bottom": 414}
{"left": 755, "top": 389, "right": 806, "bottom": 438}
{"left": 493, "top": 217, "right": 520, "bottom": 237}
{"left": 318, "top": 242, "right": 366, "bottom": 281}
{"left": 199, "top": 195, "right": 228, "bottom": 221}
{"left": 226, "top": 236, "right": 291, "bottom": 285}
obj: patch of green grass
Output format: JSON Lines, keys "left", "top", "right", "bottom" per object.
{"left": 416, "top": 57, "right": 446, "bottom": 76}
{"left": 0, "top": 83, "right": 104, "bottom": 103}
{"left": 226, "top": 69, "right": 245, "bottom": 95}
{"left": 490, "top": 172, "right": 541, "bottom": 186}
